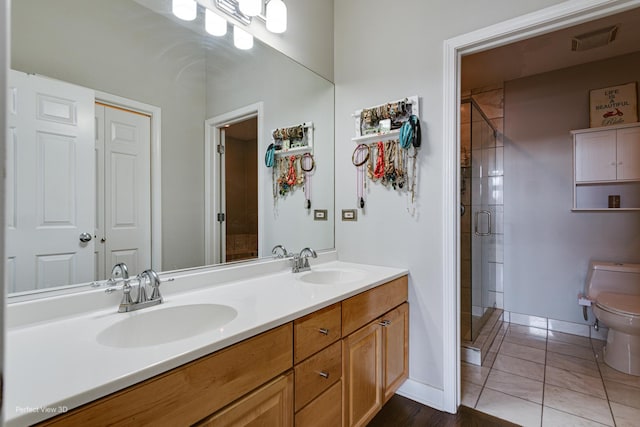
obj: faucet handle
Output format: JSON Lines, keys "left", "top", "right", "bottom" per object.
{"left": 136, "top": 275, "right": 149, "bottom": 304}
{"left": 141, "top": 269, "right": 162, "bottom": 301}
{"left": 111, "top": 262, "right": 129, "bottom": 280}
{"left": 119, "top": 281, "right": 134, "bottom": 310}
{"left": 272, "top": 245, "right": 289, "bottom": 259}
{"left": 300, "top": 247, "right": 317, "bottom": 259}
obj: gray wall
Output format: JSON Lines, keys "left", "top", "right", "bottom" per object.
{"left": 11, "top": 0, "right": 207, "bottom": 271}
{"left": 238, "top": 0, "right": 334, "bottom": 82}
{"left": 1, "top": 0, "right": 7, "bottom": 418}
{"left": 504, "top": 52, "right": 640, "bottom": 324}
{"left": 334, "top": 0, "right": 565, "bottom": 393}
{"left": 206, "top": 43, "right": 335, "bottom": 255}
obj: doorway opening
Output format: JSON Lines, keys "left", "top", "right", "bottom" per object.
{"left": 442, "top": 0, "right": 639, "bottom": 413}
{"left": 205, "top": 102, "right": 264, "bottom": 266}
{"left": 221, "top": 117, "right": 259, "bottom": 262}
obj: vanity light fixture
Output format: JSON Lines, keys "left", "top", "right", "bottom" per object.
{"left": 205, "top": 8, "right": 227, "bottom": 37}
{"left": 238, "top": 0, "right": 262, "bottom": 17}
{"left": 172, "top": 0, "right": 197, "bottom": 21}
{"left": 233, "top": 25, "right": 254, "bottom": 50}
{"left": 266, "top": 0, "right": 287, "bottom": 34}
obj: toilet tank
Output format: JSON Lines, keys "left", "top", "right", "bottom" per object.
{"left": 586, "top": 261, "right": 640, "bottom": 299}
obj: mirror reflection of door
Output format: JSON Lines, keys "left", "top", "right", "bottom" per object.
{"left": 6, "top": 70, "right": 152, "bottom": 293}
{"left": 6, "top": 71, "right": 95, "bottom": 292}
{"left": 94, "top": 103, "right": 151, "bottom": 280}
{"left": 219, "top": 118, "right": 258, "bottom": 263}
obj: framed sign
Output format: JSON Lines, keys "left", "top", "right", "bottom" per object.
{"left": 589, "top": 82, "right": 638, "bottom": 128}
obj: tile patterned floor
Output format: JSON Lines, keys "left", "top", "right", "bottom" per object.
{"left": 462, "top": 322, "right": 640, "bottom": 426}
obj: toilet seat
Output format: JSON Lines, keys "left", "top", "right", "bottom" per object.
{"left": 596, "top": 292, "right": 640, "bottom": 316}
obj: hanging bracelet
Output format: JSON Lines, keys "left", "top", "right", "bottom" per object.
{"left": 352, "top": 144, "right": 370, "bottom": 167}
{"left": 301, "top": 152, "right": 315, "bottom": 172}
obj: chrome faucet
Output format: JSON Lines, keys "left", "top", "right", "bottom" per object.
{"left": 271, "top": 244, "right": 290, "bottom": 259}
{"left": 292, "top": 247, "right": 317, "bottom": 273}
{"left": 111, "top": 262, "right": 163, "bottom": 313}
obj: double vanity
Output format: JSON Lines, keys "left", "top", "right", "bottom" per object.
{"left": 5, "top": 254, "right": 408, "bottom": 426}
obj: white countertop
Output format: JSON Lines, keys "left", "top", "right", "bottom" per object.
{"left": 4, "top": 259, "right": 407, "bottom": 426}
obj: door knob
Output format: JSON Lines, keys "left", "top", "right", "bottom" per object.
{"left": 79, "top": 232, "right": 93, "bottom": 243}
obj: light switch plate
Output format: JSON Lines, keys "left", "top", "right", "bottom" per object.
{"left": 342, "top": 209, "right": 357, "bottom": 221}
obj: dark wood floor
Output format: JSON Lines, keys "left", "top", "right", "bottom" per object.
{"left": 367, "top": 395, "right": 520, "bottom": 427}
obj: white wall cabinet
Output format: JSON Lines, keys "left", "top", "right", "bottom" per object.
{"left": 572, "top": 123, "right": 640, "bottom": 211}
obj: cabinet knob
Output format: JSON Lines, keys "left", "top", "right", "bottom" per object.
{"left": 318, "top": 328, "right": 329, "bottom": 335}
{"left": 378, "top": 320, "right": 391, "bottom": 327}
{"left": 318, "top": 371, "right": 329, "bottom": 379}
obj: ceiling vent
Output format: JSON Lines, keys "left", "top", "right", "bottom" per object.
{"left": 572, "top": 26, "right": 618, "bottom": 51}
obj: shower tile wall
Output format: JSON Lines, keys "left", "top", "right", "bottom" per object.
{"left": 473, "top": 86, "right": 505, "bottom": 314}
{"left": 461, "top": 86, "right": 505, "bottom": 342}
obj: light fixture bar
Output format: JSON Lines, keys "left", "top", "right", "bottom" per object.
{"left": 215, "top": 0, "right": 251, "bottom": 26}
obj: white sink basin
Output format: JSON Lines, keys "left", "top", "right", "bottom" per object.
{"left": 298, "top": 268, "right": 366, "bottom": 285}
{"left": 97, "top": 304, "right": 237, "bottom": 348}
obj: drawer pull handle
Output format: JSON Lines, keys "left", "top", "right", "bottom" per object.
{"left": 318, "top": 328, "right": 329, "bottom": 335}
{"left": 378, "top": 320, "right": 391, "bottom": 327}
{"left": 319, "top": 371, "right": 330, "bottom": 379}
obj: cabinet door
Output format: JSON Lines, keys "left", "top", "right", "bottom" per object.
{"left": 617, "top": 127, "right": 640, "bottom": 180}
{"left": 382, "top": 303, "right": 409, "bottom": 403}
{"left": 343, "top": 321, "right": 382, "bottom": 427}
{"left": 575, "top": 130, "right": 617, "bottom": 182}
{"left": 197, "top": 372, "right": 294, "bottom": 427}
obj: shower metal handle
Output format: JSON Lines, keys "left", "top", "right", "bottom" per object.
{"left": 474, "top": 210, "right": 491, "bottom": 236}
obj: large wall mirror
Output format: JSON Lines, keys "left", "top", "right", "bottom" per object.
{"left": 8, "top": 0, "right": 334, "bottom": 295}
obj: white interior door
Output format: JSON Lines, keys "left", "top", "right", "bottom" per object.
{"left": 100, "top": 104, "right": 151, "bottom": 277}
{"left": 218, "top": 128, "right": 227, "bottom": 264}
{"left": 6, "top": 70, "right": 95, "bottom": 292}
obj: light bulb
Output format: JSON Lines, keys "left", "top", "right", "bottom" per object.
{"left": 172, "top": 0, "right": 197, "bottom": 21}
{"left": 233, "top": 26, "right": 254, "bottom": 50}
{"left": 205, "top": 9, "right": 227, "bottom": 37}
{"left": 239, "top": 0, "right": 261, "bottom": 17}
{"left": 266, "top": 0, "right": 287, "bottom": 33}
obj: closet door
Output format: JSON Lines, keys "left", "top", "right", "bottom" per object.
{"left": 6, "top": 70, "right": 95, "bottom": 292}
{"left": 102, "top": 105, "right": 151, "bottom": 276}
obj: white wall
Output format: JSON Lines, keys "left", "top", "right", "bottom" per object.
{"left": 504, "top": 52, "right": 640, "bottom": 324}
{"left": 232, "top": 0, "right": 335, "bottom": 82}
{"left": 206, "top": 42, "right": 335, "bottom": 255}
{"left": 1, "top": 0, "right": 7, "bottom": 418}
{"left": 11, "top": 0, "right": 207, "bottom": 271}
{"left": 334, "top": 0, "right": 565, "bottom": 400}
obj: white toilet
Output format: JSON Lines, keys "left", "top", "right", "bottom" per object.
{"left": 586, "top": 261, "right": 640, "bottom": 376}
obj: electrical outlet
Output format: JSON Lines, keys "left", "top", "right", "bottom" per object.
{"left": 314, "top": 209, "right": 328, "bottom": 221}
{"left": 342, "top": 209, "right": 357, "bottom": 221}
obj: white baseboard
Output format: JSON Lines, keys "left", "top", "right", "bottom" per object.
{"left": 505, "top": 311, "right": 607, "bottom": 341}
{"left": 396, "top": 379, "right": 446, "bottom": 412}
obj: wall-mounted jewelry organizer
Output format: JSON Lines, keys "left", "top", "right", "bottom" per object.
{"left": 352, "top": 95, "right": 420, "bottom": 143}
{"left": 351, "top": 96, "right": 421, "bottom": 213}
{"left": 265, "top": 122, "right": 316, "bottom": 208}
{"left": 272, "top": 121, "right": 314, "bottom": 155}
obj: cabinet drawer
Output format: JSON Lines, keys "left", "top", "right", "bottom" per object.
{"left": 39, "top": 324, "right": 293, "bottom": 426}
{"left": 196, "top": 372, "right": 294, "bottom": 427}
{"left": 295, "top": 379, "right": 342, "bottom": 427}
{"left": 294, "top": 303, "right": 341, "bottom": 363}
{"left": 294, "top": 340, "right": 341, "bottom": 412}
{"left": 342, "top": 276, "right": 408, "bottom": 336}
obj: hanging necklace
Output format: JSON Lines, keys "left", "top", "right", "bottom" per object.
{"left": 301, "top": 153, "right": 315, "bottom": 209}
{"left": 373, "top": 141, "right": 385, "bottom": 179}
{"left": 352, "top": 144, "right": 369, "bottom": 209}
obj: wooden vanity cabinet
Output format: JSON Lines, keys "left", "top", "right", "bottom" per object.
{"left": 195, "top": 372, "right": 294, "bottom": 427}
{"left": 38, "top": 275, "right": 408, "bottom": 427}
{"left": 39, "top": 324, "right": 293, "bottom": 426}
{"left": 293, "top": 303, "right": 343, "bottom": 427}
{"left": 342, "top": 277, "right": 409, "bottom": 427}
